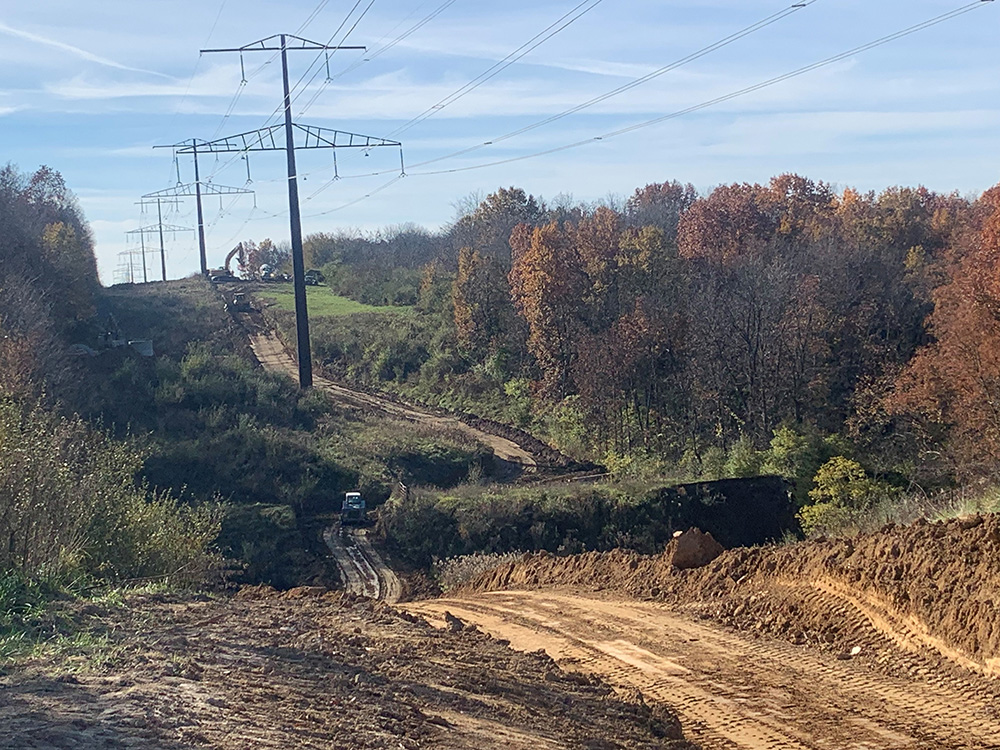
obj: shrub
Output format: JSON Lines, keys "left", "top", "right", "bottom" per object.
{"left": 0, "top": 398, "right": 222, "bottom": 584}
{"left": 797, "top": 456, "right": 902, "bottom": 537}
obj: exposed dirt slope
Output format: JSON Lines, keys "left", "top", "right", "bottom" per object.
{"left": 403, "top": 515, "right": 1000, "bottom": 749}
{"left": 409, "top": 590, "right": 1000, "bottom": 750}
{"left": 249, "top": 331, "right": 537, "bottom": 469}
{"left": 465, "top": 514, "right": 1000, "bottom": 677}
{"left": 1, "top": 589, "right": 693, "bottom": 749}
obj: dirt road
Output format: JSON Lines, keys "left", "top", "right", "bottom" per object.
{"left": 408, "top": 590, "right": 1000, "bottom": 750}
{"left": 1, "top": 590, "right": 695, "bottom": 749}
{"left": 323, "top": 524, "right": 402, "bottom": 603}
{"left": 249, "top": 331, "right": 537, "bottom": 468}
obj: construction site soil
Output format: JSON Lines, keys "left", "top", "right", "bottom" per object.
{"left": 405, "top": 515, "right": 1000, "bottom": 749}
{"left": 1, "top": 588, "right": 693, "bottom": 749}
{"left": 463, "top": 514, "right": 1000, "bottom": 678}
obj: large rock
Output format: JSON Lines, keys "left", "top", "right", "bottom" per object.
{"left": 670, "top": 528, "right": 724, "bottom": 570}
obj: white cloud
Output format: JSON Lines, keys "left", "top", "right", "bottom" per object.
{"left": 0, "top": 21, "right": 171, "bottom": 79}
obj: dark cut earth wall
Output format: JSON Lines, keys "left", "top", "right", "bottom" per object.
{"left": 666, "top": 476, "right": 800, "bottom": 548}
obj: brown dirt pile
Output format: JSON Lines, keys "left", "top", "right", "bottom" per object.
{"left": 464, "top": 515, "right": 1000, "bottom": 677}
{"left": 0, "top": 587, "right": 693, "bottom": 749}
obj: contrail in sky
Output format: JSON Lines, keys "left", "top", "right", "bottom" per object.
{"left": 0, "top": 21, "right": 171, "bottom": 78}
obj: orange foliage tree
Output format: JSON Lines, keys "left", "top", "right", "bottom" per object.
{"left": 888, "top": 185, "right": 1000, "bottom": 473}
{"left": 509, "top": 222, "right": 588, "bottom": 398}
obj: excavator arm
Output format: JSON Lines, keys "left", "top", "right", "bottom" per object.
{"left": 223, "top": 243, "right": 244, "bottom": 275}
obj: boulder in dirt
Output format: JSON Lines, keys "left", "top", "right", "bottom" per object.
{"left": 670, "top": 528, "right": 725, "bottom": 570}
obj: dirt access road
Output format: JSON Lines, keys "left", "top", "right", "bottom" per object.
{"left": 324, "top": 523, "right": 403, "bottom": 603}
{"left": 1, "top": 590, "right": 693, "bottom": 750}
{"left": 408, "top": 590, "right": 1000, "bottom": 750}
{"left": 249, "top": 331, "right": 536, "bottom": 469}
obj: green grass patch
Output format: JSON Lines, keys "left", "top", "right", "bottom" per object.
{"left": 263, "top": 286, "right": 412, "bottom": 317}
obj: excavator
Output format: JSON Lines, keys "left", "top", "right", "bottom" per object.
{"left": 208, "top": 243, "right": 246, "bottom": 283}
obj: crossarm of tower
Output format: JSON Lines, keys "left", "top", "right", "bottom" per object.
{"left": 175, "top": 123, "right": 401, "bottom": 153}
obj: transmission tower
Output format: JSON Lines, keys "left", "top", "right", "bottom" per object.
{"left": 126, "top": 217, "right": 194, "bottom": 282}
{"left": 134, "top": 197, "right": 185, "bottom": 281}
{"left": 114, "top": 249, "right": 148, "bottom": 285}
{"left": 143, "top": 159, "right": 255, "bottom": 276}
{"left": 180, "top": 33, "right": 405, "bottom": 389}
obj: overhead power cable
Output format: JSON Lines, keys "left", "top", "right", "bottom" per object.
{"left": 299, "top": 0, "right": 461, "bottom": 112}
{"left": 445, "top": 0, "right": 822, "bottom": 160}
{"left": 305, "top": 0, "right": 814, "bottom": 201}
{"left": 304, "top": 174, "right": 406, "bottom": 218}
{"left": 383, "top": 0, "right": 605, "bottom": 139}
{"left": 290, "top": 0, "right": 378, "bottom": 111}
{"left": 305, "top": 0, "right": 605, "bottom": 200}
{"left": 204, "top": 0, "right": 377, "bottom": 182}
{"left": 320, "top": 0, "right": 994, "bottom": 185}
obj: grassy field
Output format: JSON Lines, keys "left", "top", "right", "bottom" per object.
{"left": 261, "top": 285, "right": 411, "bottom": 317}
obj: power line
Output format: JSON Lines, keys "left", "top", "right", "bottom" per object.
{"left": 384, "top": 0, "right": 605, "bottom": 139}
{"left": 298, "top": 0, "right": 461, "bottom": 117}
{"left": 294, "top": 0, "right": 334, "bottom": 36}
{"left": 304, "top": 174, "right": 406, "bottom": 217}
{"left": 306, "top": 0, "right": 811, "bottom": 200}
{"left": 318, "top": 0, "right": 994, "bottom": 184}
{"left": 288, "top": 0, "right": 378, "bottom": 113}
{"left": 304, "top": 0, "right": 605, "bottom": 200}
{"left": 445, "top": 0, "right": 823, "bottom": 160}
{"left": 203, "top": 1, "right": 376, "bottom": 182}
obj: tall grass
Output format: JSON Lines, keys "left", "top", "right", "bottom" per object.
{"left": 0, "top": 398, "right": 221, "bottom": 585}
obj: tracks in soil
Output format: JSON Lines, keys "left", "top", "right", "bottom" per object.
{"left": 407, "top": 591, "right": 1000, "bottom": 750}
{"left": 323, "top": 524, "right": 402, "bottom": 604}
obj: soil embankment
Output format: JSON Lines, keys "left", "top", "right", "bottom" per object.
{"left": 407, "top": 515, "right": 1000, "bottom": 749}
{"left": 464, "top": 514, "right": 1000, "bottom": 676}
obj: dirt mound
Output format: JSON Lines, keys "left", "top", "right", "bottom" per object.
{"left": 1, "top": 589, "right": 694, "bottom": 749}
{"left": 668, "top": 528, "right": 724, "bottom": 569}
{"left": 464, "top": 515, "right": 1000, "bottom": 677}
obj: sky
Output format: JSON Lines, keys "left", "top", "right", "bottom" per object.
{"left": 2, "top": 0, "right": 998, "bottom": 283}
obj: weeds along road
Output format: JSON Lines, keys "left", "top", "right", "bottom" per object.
{"left": 248, "top": 330, "right": 537, "bottom": 469}
{"left": 407, "top": 591, "right": 1000, "bottom": 750}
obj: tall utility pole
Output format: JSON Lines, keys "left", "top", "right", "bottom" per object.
{"left": 189, "top": 34, "right": 405, "bottom": 389}
{"left": 135, "top": 197, "right": 184, "bottom": 281}
{"left": 141, "top": 181, "right": 253, "bottom": 276}
{"left": 152, "top": 141, "right": 255, "bottom": 276}
{"left": 115, "top": 249, "right": 146, "bottom": 284}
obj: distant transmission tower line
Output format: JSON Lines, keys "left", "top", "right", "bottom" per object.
{"left": 190, "top": 33, "right": 404, "bottom": 389}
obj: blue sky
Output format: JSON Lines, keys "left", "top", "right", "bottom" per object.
{"left": 2, "top": 0, "right": 998, "bottom": 283}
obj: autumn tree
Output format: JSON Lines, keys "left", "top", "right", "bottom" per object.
{"left": 449, "top": 187, "right": 543, "bottom": 267}
{"left": 0, "top": 164, "right": 97, "bottom": 402}
{"left": 624, "top": 180, "right": 697, "bottom": 239}
{"left": 509, "top": 222, "right": 588, "bottom": 398}
{"left": 887, "top": 184, "right": 1000, "bottom": 474}
{"left": 453, "top": 246, "right": 518, "bottom": 356}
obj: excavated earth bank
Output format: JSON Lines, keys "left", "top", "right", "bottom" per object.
{"left": 465, "top": 514, "right": 1000, "bottom": 678}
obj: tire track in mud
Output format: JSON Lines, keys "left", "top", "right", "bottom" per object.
{"left": 323, "top": 525, "right": 401, "bottom": 604}
{"left": 407, "top": 591, "right": 1000, "bottom": 750}
{"left": 804, "top": 576, "right": 1000, "bottom": 679}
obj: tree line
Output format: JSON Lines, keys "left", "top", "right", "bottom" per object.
{"left": 279, "top": 175, "right": 1000, "bottom": 496}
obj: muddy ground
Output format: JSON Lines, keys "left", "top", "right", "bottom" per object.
{"left": 0, "top": 588, "right": 693, "bottom": 750}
